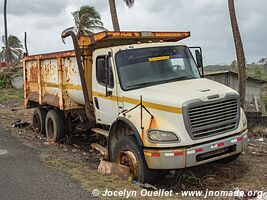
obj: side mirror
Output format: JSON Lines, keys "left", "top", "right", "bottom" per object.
{"left": 189, "top": 47, "right": 204, "bottom": 77}
{"left": 195, "top": 50, "right": 203, "bottom": 68}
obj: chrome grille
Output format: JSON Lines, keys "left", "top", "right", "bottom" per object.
{"left": 183, "top": 94, "right": 240, "bottom": 139}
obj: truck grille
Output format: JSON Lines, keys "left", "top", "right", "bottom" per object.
{"left": 183, "top": 94, "right": 240, "bottom": 139}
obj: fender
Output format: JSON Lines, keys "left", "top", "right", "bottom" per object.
{"left": 109, "top": 117, "right": 144, "bottom": 146}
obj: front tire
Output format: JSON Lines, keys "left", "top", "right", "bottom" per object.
{"left": 45, "top": 109, "right": 65, "bottom": 142}
{"left": 112, "top": 135, "right": 159, "bottom": 184}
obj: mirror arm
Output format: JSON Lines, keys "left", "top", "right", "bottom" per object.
{"left": 105, "top": 53, "right": 112, "bottom": 96}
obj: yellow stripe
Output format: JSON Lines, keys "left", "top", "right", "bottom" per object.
{"left": 148, "top": 56, "right": 170, "bottom": 62}
{"left": 93, "top": 91, "right": 182, "bottom": 114}
{"left": 27, "top": 83, "right": 182, "bottom": 114}
{"left": 63, "top": 85, "right": 82, "bottom": 90}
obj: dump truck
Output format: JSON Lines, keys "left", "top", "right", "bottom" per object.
{"left": 24, "top": 31, "right": 248, "bottom": 183}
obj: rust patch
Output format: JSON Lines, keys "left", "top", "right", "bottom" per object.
{"left": 27, "top": 91, "right": 39, "bottom": 102}
{"left": 24, "top": 50, "right": 75, "bottom": 61}
{"left": 43, "top": 94, "right": 60, "bottom": 107}
{"left": 30, "top": 67, "right": 38, "bottom": 82}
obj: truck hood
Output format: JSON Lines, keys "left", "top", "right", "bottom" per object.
{"left": 121, "top": 78, "right": 238, "bottom": 108}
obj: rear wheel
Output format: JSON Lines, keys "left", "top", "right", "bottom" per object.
{"left": 32, "top": 107, "right": 47, "bottom": 135}
{"left": 112, "top": 135, "right": 159, "bottom": 184}
{"left": 45, "top": 109, "right": 65, "bottom": 142}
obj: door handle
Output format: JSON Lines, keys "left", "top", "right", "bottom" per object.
{"left": 94, "top": 97, "right": 99, "bottom": 110}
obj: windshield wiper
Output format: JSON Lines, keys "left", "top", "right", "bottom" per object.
{"left": 163, "top": 75, "right": 196, "bottom": 84}
{"left": 127, "top": 82, "right": 156, "bottom": 89}
{"left": 181, "top": 74, "right": 197, "bottom": 79}
{"left": 127, "top": 75, "right": 196, "bottom": 89}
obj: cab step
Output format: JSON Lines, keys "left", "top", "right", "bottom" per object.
{"left": 91, "top": 128, "right": 109, "bottom": 137}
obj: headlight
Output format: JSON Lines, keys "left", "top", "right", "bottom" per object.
{"left": 147, "top": 130, "right": 179, "bottom": 142}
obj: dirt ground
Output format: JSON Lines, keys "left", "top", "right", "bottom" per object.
{"left": 0, "top": 98, "right": 266, "bottom": 200}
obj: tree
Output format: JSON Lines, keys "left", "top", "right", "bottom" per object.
{"left": 258, "top": 58, "right": 267, "bottom": 65}
{"left": 109, "top": 0, "right": 135, "bottom": 31}
{"left": 228, "top": 0, "right": 246, "bottom": 108}
{"left": 230, "top": 60, "right": 238, "bottom": 72}
{"left": 72, "top": 5, "right": 107, "bottom": 35}
{"left": 4, "top": 0, "right": 9, "bottom": 63}
{"left": 0, "top": 35, "right": 24, "bottom": 63}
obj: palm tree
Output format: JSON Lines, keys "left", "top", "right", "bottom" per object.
{"left": 72, "top": 5, "right": 107, "bottom": 35}
{"left": 228, "top": 0, "right": 246, "bottom": 108}
{"left": 4, "top": 0, "right": 9, "bottom": 63}
{"left": 0, "top": 35, "right": 24, "bottom": 63}
{"left": 109, "top": 0, "right": 135, "bottom": 31}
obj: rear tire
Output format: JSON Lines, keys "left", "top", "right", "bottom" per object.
{"left": 217, "top": 153, "right": 241, "bottom": 164}
{"left": 32, "top": 107, "right": 47, "bottom": 135}
{"left": 112, "top": 135, "right": 159, "bottom": 184}
{"left": 45, "top": 109, "right": 65, "bottom": 142}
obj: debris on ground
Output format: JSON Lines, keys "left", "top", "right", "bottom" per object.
{"left": 11, "top": 120, "right": 30, "bottom": 128}
{"left": 91, "top": 143, "right": 108, "bottom": 160}
{"left": 97, "top": 160, "right": 131, "bottom": 180}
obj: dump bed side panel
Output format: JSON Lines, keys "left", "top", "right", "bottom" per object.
{"left": 24, "top": 51, "right": 84, "bottom": 110}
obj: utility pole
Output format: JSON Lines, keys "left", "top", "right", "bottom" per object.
{"left": 4, "top": 0, "right": 9, "bottom": 64}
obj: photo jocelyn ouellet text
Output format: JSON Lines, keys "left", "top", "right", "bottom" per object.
{"left": 91, "top": 188, "right": 265, "bottom": 198}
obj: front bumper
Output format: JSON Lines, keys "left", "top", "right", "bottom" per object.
{"left": 144, "top": 130, "right": 248, "bottom": 169}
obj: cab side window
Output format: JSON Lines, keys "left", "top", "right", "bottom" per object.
{"left": 96, "top": 57, "right": 114, "bottom": 88}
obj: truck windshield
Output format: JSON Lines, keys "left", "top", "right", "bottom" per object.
{"left": 115, "top": 46, "right": 200, "bottom": 90}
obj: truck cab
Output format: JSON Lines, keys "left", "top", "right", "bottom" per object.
{"left": 24, "top": 31, "right": 248, "bottom": 183}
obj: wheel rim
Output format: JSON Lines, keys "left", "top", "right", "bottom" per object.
{"left": 46, "top": 118, "right": 55, "bottom": 139}
{"left": 33, "top": 115, "right": 41, "bottom": 132}
{"left": 118, "top": 151, "right": 138, "bottom": 179}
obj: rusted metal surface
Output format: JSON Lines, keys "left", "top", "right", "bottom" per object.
{"left": 27, "top": 91, "right": 39, "bottom": 102}
{"left": 43, "top": 94, "right": 60, "bottom": 107}
{"left": 77, "top": 31, "right": 190, "bottom": 49}
{"left": 24, "top": 50, "right": 75, "bottom": 61}
{"left": 24, "top": 51, "right": 84, "bottom": 110}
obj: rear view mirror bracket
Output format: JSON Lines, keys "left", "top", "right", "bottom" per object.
{"left": 105, "top": 53, "right": 112, "bottom": 97}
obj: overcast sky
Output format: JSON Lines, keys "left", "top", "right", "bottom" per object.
{"left": 0, "top": 0, "right": 266, "bottom": 65}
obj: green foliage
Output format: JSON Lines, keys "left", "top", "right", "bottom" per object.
{"left": 262, "top": 96, "right": 267, "bottom": 110}
{"left": 0, "top": 77, "right": 9, "bottom": 88}
{"left": 0, "top": 35, "right": 24, "bottom": 63}
{"left": 71, "top": 5, "right": 107, "bottom": 35}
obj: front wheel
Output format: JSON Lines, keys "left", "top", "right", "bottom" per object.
{"left": 112, "top": 135, "right": 159, "bottom": 184}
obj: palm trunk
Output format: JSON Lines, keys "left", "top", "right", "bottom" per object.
{"left": 4, "top": 0, "right": 9, "bottom": 64}
{"left": 108, "top": 0, "right": 120, "bottom": 31}
{"left": 228, "top": 0, "right": 246, "bottom": 109}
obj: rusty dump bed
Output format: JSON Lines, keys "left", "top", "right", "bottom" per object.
{"left": 24, "top": 31, "right": 190, "bottom": 110}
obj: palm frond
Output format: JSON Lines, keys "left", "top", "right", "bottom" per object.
{"left": 71, "top": 5, "right": 107, "bottom": 35}
{"left": 0, "top": 34, "right": 23, "bottom": 63}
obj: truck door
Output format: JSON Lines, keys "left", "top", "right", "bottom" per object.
{"left": 92, "top": 52, "right": 119, "bottom": 125}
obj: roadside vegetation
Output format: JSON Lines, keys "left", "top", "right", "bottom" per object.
{"left": 0, "top": 88, "right": 23, "bottom": 104}
{"left": 0, "top": 66, "right": 23, "bottom": 104}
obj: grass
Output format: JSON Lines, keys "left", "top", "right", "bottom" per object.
{"left": 41, "top": 154, "right": 178, "bottom": 200}
{"left": 0, "top": 88, "right": 23, "bottom": 104}
{"left": 41, "top": 155, "right": 144, "bottom": 200}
